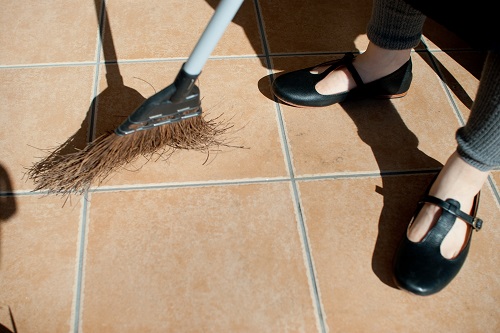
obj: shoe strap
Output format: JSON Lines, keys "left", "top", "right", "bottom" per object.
{"left": 342, "top": 55, "right": 365, "bottom": 88}
{"left": 420, "top": 195, "right": 483, "bottom": 231}
{"left": 316, "top": 53, "right": 365, "bottom": 87}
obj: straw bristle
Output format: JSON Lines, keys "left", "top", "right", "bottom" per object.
{"left": 26, "top": 115, "right": 240, "bottom": 196}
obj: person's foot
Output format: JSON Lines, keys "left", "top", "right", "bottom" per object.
{"left": 407, "top": 151, "right": 489, "bottom": 259}
{"left": 271, "top": 42, "right": 413, "bottom": 107}
{"left": 313, "top": 43, "right": 412, "bottom": 95}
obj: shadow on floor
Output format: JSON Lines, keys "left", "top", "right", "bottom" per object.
{"left": 248, "top": 0, "right": 486, "bottom": 288}
{"left": 0, "top": 164, "right": 16, "bottom": 221}
{"left": 0, "top": 163, "right": 17, "bottom": 270}
{"left": 0, "top": 305, "right": 17, "bottom": 333}
{"left": 257, "top": 66, "right": 444, "bottom": 287}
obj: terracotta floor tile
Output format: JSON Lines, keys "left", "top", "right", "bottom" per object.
{"left": 260, "top": 0, "right": 373, "bottom": 55}
{"left": 102, "top": 0, "right": 262, "bottom": 61}
{"left": 81, "top": 184, "right": 318, "bottom": 332}
{"left": 92, "top": 58, "right": 287, "bottom": 188}
{"left": 298, "top": 176, "right": 500, "bottom": 333}
{"left": 0, "top": 195, "right": 82, "bottom": 332}
{"left": 0, "top": 66, "right": 95, "bottom": 191}
{"left": 273, "top": 53, "right": 456, "bottom": 176}
{"left": 0, "top": 1, "right": 98, "bottom": 65}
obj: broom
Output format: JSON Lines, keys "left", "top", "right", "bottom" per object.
{"left": 27, "top": 0, "right": 245, "bottom": 196}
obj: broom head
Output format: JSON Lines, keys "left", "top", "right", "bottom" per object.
{"left": 27, "top": 68, "right": 238, "bottom": 196}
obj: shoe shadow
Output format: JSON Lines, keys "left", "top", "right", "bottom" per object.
{"left": 340, "top": 98, "right": 442, "bottom": 288}
{"left": 256, "top": 53, "right": 445, "bottom": 287}
{"left": 259, "top": 64, "right": 443, "bottom": 287}
{"left": 256, "top": 39, "right": 485, "bottom": 286}
{"left": 27, "top": 0, "right": 146, "bottom": 193}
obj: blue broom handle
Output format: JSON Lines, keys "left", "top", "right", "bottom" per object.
{"left": 183, "top": 0, "right": 245, "bottom": 76}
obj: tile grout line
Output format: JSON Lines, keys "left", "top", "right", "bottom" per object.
{"left": 90, "top": 177, "right": 291, "bottom": 192}
{"left": 71, "top": 1, "right": 107, "bottom": 331}
{"left": 0, "top": 53, "right": 338, "bottom": 70}
{"left": 0, "top": 62, "right": 96, "bottom": 69}
{"left": 273, "top": 103, "right": 327, "bottom": 333}
{"left": 252, "top": 1, "right": 327, "bottom": 332}
{"left": 0, "top": 56, "right": 263, "bottom": 70}
{"left": 0, "top": 47, "right": 477, "bottom": 71}
{"left": 0, "top": 167, "right": 451, "bottom": 197}
{"left": 88, "top": 168, "right": 442, "bottom": 193}
{"left": 1, "top": 48, "right": 475, "bottom": 70}
{"left": 71, "top": 193, "right": 90, "bottom": 333}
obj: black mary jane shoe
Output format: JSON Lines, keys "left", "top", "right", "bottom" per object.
{"left": 393, "top": 192, "right": 483, "bottom": 296}
{"left": 271, "top": 53, "right": 412, "bottom": 107}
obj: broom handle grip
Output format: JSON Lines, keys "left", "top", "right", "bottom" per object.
{"left": 183, "top": 0, "right": 245, "bottom": 76}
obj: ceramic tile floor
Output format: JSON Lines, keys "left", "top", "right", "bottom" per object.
{"left": 0, "top": 1, "right": 499, "bottom": 332}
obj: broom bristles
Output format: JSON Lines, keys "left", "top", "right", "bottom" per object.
{"left": 26, "top": 114, "right": 240, "bottom": 196}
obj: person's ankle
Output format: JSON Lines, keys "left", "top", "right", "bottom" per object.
{"left": 429, "top": 152, "right": 488, "bottom": 208}
{"left": 352, "top": 45, "right": 411, "bottom": 83}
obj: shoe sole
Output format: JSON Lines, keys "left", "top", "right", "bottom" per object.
{"left": 275, "top": 91, "right": 408, "bottom": 108}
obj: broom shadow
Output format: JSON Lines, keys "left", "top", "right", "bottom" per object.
{"left": 90, "top": 0, "right": 148, "bottom": 146}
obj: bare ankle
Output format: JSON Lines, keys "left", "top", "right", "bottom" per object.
{"left": 429, "top": 152, "right": 489, "bottom": 207}
{"left": 353, "top": 44, "right": 412, "bottom": 83}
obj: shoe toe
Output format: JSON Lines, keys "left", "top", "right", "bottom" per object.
{"left": 393, "top": 235, "right": 469, "bottom": 296}
{"left": 272, "top": 69, "right": 348, "bottom": 107}
{"left": 272, "top": 70, "right": 317, "bottom": 106}
{"left": 393, "top": 253, "right": 442, "bottom": 296}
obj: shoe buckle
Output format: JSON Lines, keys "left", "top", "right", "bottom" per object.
{"left": 472, "top": 217, "right": 483, "bottom": 231}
